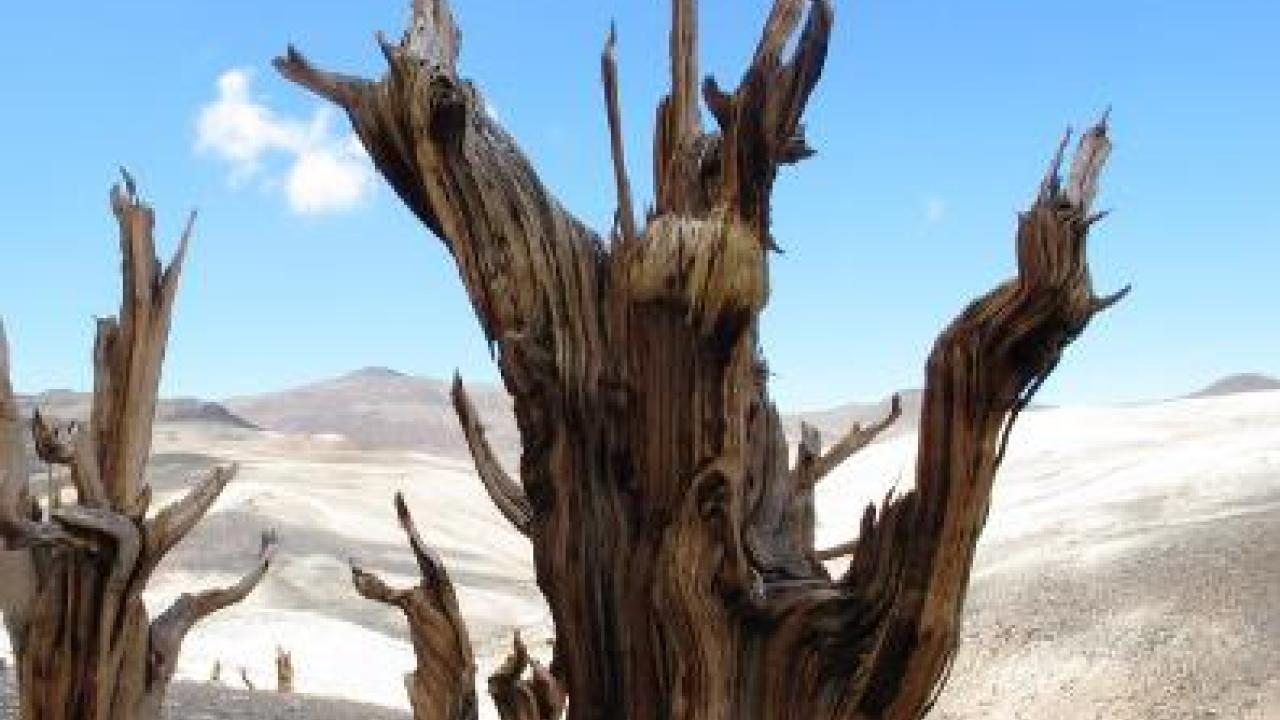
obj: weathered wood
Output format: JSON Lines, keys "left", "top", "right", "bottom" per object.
{"left": 794, "top": 392, "right": 902, "bottom": 489}
{"left": 488, "top": 632, "right": 565, "bottom": 720}
{"left": 276, "top": 647, "right": 295, "bottom": 693}
{"left": 351, "top": 493, "right": 478, "bottom": 720}
{"left": 601, "top": 24, "right": 637, "bottom": 245}
{"left": 0, "top": 176, "right": 274, "bottom": 720}
{"left": 450, "top": 375, "right": 530, "bottom": 536}
{"left": 280, "top": 1, "right": 1124, "bottom": 718}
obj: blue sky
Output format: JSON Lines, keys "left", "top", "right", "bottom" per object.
{"left": 0, "top": 1, "right": 1275, "bottom": 410}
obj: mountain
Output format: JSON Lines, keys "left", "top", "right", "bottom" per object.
{"left": 225, "top": 367, "right": 518, "bottom": 462}
{"left": 1186, "top": 373, "right": 1280, "bottom": 399}
{"left": 15, "top": 390, "right": 256, "bottom": 429}
{"left": 225, "top": 367, "right": 918, "bottom": 461}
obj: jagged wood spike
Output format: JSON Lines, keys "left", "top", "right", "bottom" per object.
{"left": 851, "top": 123, "right": 1125, "bottom": 716}
{"left": 669, "top": 0, "right": 699, "bottom": 142}
{"left": 352, "top": 495, "right": 478, "bottom": 720}
{"left": 140, "top": 463, "right": 238, "bottom": 580}
{"left": 149, "top": 528, "right": 279, "bottom": 687}
{"left": 0, "top": 180, "right": 274, "bottom": 720}
{"left": 450, "top": 375, "right": 531, "bottom": 536}
{"left": 753, "top": 0, "right": 807, "bottom": 67}
{"left": 602, "top": 22, "right": 638, "bottom": 245}
{"left": 489, "top": 631, "right": 565, "bottom": 720}
{"left": 792, "top": 392, "right": 903, "bottom": 489}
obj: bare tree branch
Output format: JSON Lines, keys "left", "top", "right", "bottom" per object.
{"left": 814, "top": 538, "right": 858, "bottom": 562}
{"left": 405, "top": 0, "right": 461, "bottom": 72}
{"left": 352, "top": 494, "right": 478, "bottom": 719}
{"left": 140, "top": 463, "right": 237, "bottom": 579}
{"left": 669, "top": 0, "right": 699, "bottom": 144}
{"left": 601, "top": 23, "right": 637, "bottom": 245}
{"left": 792, "top": 393, "right": 903, "bottom": 488}
{"left": 850, "top": 118, "right": 1128, "bottom": 717}
{"left": 450, "top": 375, "right": 531, "bottom": 536}
{"left": 276, "top": 22, "right": 605, "bottom": 372}
{"left": 149, "top": 529, "right": 278, "bottom": 686}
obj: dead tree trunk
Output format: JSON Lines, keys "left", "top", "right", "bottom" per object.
{"left": 278, "top": 1, "right": 1127, "bottom": 717}
{"left": 0, "top": 174, "right": 278, "bottom": 720}
{"left": 275, "top": 647, "right": 295, "bottom": 694}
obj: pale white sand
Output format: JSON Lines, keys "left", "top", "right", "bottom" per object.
{"left": 2, "top": 390, "right": 1277, "bottom": 718}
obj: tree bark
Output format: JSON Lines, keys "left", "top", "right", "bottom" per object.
{"left": 279, "top": 1, "right": 1126, "bottom": 718}
{"left": 0, "top": 174, "right": 277, "bottom": 720}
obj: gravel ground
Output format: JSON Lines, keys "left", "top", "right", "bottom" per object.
{"left": 932, "top": 495, "right": 1280, "bottom": 719}
{"left": 0, "top": 668, "right": 411, "bottom": 720}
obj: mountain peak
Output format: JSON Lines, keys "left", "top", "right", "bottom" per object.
{"left": 347, "top": 366, "right": 409, "bottom": 380}
{"left": 1187, "top": 373, "right": 1280, "bottom": 399}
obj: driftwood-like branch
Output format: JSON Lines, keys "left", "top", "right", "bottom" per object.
{"left": 601, "top": 24, "right": 637, "bottom": 245}
{"left": 149, "top": 529, "right": 278, "bottom": 686}
{"left": 450, "top": 375, "right": 530, "bottom": 536}
{"left": 792, "top": 393, "right": 902, "bottom": 488}
{"left": 837, "top": 117, "right": 1127, "bottom": 717}
{"left": 668, "top": 0, "right": 699, "bottom": 145}
{"left": 814, "top": 538, "right": 858, "bottom": 562}
{"left": 706, "top": 0, "right": 832, "bottom": 232}
{"left": 488, "top": 632, "right": 565, "bottom": 720}
{"left": 275, "top": 12, "right": 605, "bottom": 368}
{"left": 351, "top": 493, "right": 477, "bottom": 720}
{"left": 141, "top": 463, "right": 237, "bottom": 579}
{"left": 405, "top": 0, "right": 460, "bottom": 72}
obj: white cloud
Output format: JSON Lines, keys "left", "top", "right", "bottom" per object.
{"left": 196, "top": 68, "right": 374, "bottom": 215}
{"left": 924, "top": 196, "right": 947, "bottom": 224}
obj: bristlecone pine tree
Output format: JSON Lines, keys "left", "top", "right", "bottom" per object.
{"left": 0, "top": 174, "right": 278, "bottom": 720}
{"left": 277, "top": 0, "right": 1128, "bottom": 718}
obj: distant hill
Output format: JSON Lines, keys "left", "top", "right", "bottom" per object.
{"left": 224, "top": 367, "right": 518, "bottom": 462}
{"left": 224, "top": 367, "right": 916, "bottom": 461}
{"left": 16, "top": 390, "right": 256, "bottom": 429}
{"left": 19, "top": 371, "right": 1272, "bottom": 465}
{"left": 1186, "top": 373, "right": 1280, "bottom": 399}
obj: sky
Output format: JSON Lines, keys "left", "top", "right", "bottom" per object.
{"left": 0, "top": 1, "right": 1275, "bottom": 411}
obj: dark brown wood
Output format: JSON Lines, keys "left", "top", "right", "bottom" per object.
{"left": 488, "top": 632, "right": 565, "bottom": 720}
{"left": 0, "top": 175, "right": 277, "bottom": 720}
{"left": 278, "top": 1, "right": 1125, "bottom": 718}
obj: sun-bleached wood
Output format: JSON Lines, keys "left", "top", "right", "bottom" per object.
{"left": 0, "top": 175, "right": 276, "bottom": 720}
{"left": 351, "top": 493, "right": 479, "bottom": 720}
{"left": 279, "top": 0, "right": 1125, "bottom": 717}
